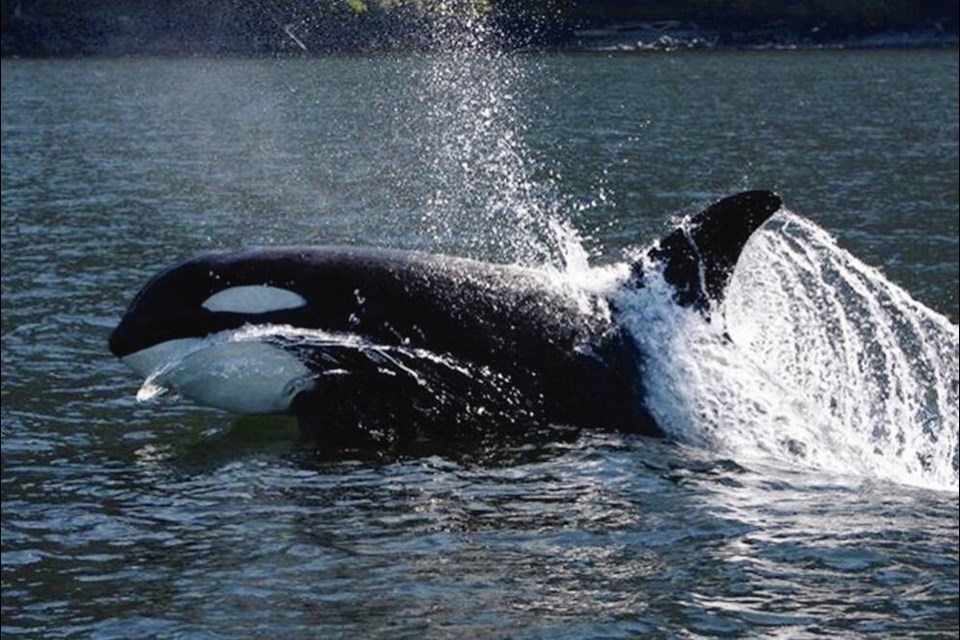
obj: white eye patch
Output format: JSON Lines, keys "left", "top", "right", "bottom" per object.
{"left": 202, "top": 285, "right": 307, "bottom": 314}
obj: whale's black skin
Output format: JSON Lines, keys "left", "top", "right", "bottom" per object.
{"left": 109, "top": 190, "right": 781, "bottom": 445}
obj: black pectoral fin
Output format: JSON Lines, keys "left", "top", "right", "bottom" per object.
{"left": 645, "top": 190, "right": 782, "bottom": 310}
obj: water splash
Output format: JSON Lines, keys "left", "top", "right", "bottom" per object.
{"left": 612, "top": 210, "right": 959, "bottom": 490}
{"left": 728, "top": 212, "right": 959, "bottom": 487}
{"left": 401, "top": 3, "right": 571, "bottom": 268}
{"left": 136, "top": 371, "right": 172, "bottom": 403}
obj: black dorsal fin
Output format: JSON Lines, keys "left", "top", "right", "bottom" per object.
{"left": 642, "top": 190, "right": 782, "bottom": 310}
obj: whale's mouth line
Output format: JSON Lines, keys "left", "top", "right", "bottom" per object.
{"left": 126, "top": 325, "right": 374, "bottom": 370}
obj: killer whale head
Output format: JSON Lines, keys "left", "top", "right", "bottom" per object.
{"left": 108, "top": 243, "right": 597, "bottom": 418}
{"left": 109, "top": 190, "right": 781, "bottom": 432}
{"left": 107, "top": 246, "right": 462, "bottom": 415}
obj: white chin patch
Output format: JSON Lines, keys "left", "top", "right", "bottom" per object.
{"left": 123, "top": 338, "right": 312, "bottom": 414}
{"left": 202, "top": 285, "right": 307, "bottom": 314}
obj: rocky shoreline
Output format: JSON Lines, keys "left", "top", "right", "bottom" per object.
{"left": 570, "top": 21, "right": 959, "bottom": 52}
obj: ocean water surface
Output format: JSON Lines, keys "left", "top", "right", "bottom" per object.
{"left": 2, "top": 48, "right": 958, "bottom": 637}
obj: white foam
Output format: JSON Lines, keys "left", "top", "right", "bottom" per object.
{"left": 605, "top": 211, "right": 958, "bottom": 491}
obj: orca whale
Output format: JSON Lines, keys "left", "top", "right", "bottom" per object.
{"left": 109, "top": 190, "right": 781, "bottom": 446}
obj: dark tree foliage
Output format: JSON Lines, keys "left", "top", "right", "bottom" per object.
{"left": 1, "top": 0, "right": 956, "bottom": 55}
